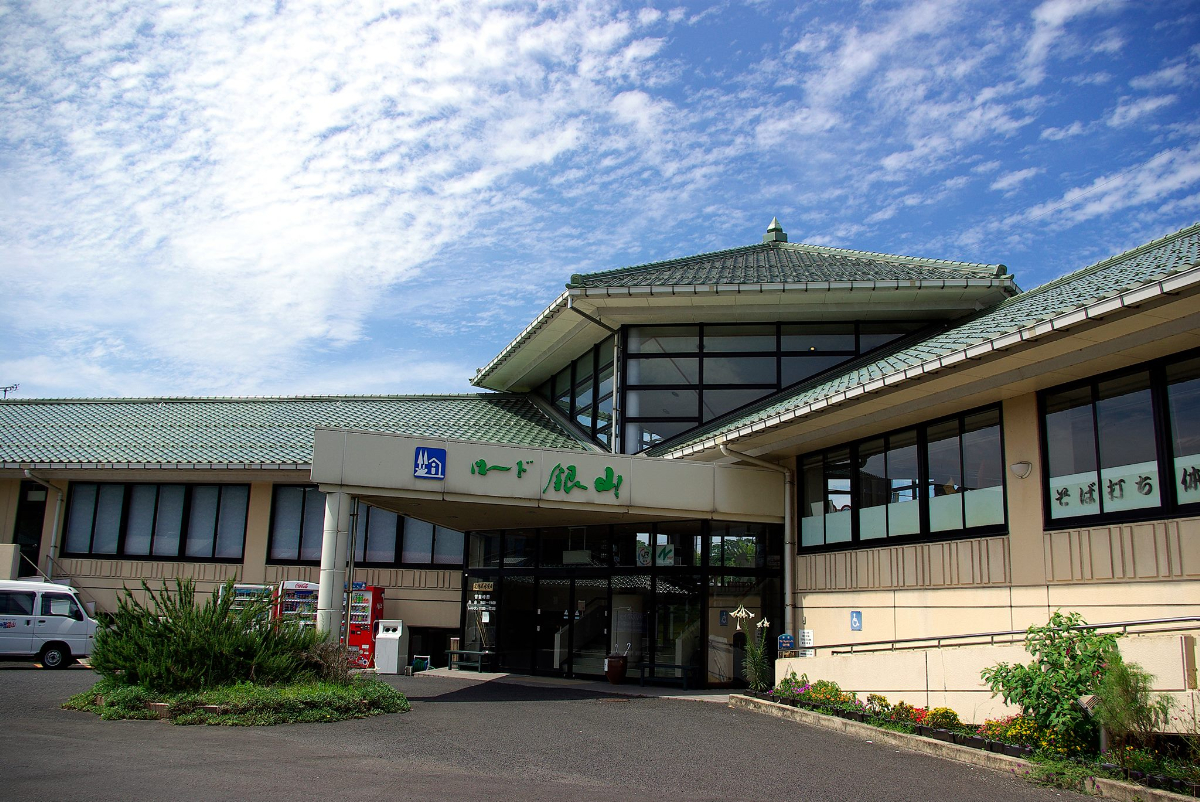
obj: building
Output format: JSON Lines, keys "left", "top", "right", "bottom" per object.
{"left": 3, "top": 220, "right": 1198, "bottom": 704}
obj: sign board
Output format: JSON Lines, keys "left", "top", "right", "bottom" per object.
{"left": 798, "top": 630, "right": 815, "bottom": 647}
{"left": 851, "top": 610, "right": 863, "bottom": 631}
{"left": 719, "top": 610, "right": 728, "bottom": 627}
{"left": 655, "top": 544, "right": 675, "bottom": 566}
{"left": 414, "top": 447, "right": 447, "bottom": 480}
{"left": 777, "top": 633, "right": 795, "bottom": 651}
{"left": 472, "top": 581, "right": 494, "bottom": 592}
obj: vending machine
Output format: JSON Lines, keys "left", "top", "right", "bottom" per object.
{"left": 220, "top": 583, "right": 274, "bottom": 617}
{"left": 346, "top": 584, "right": 385, "bottom": 668}
{"left": 275, "top": 580, "right": 320, "bottom": 629}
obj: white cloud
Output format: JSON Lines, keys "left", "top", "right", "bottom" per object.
{"left": 990, "top": 167, "right": 1043, "bottom": 192}
{"left": 1040, "top": 121, "right": 1086, "bottom": 140}
{"left": 1108, "top": 94, "right": 1178, "bottom": 126}
{"left": 1021, "top": 0, "right": 1124, "bottom": 84}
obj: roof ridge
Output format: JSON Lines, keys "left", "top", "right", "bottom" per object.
{"left": 568, "top": 239, "right": 1003, "bottom": 287}
{"left": 0, "top": 393, "right": 518, "bottom": 404}
{"left": 1014, "top": 219, "right": 1200, "bottom": 299}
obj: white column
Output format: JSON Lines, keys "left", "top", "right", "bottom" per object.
{"left": 316, "top": 491, "right": 351, "bottom": 638}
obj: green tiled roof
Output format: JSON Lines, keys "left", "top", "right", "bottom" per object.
{"left": 649, "top": 221, "right": 1200, "bottom": 457}
{"left": 567, "top": 240, "right": 1007, "bottom": 288}
{"left": 0, "top": 394, "right": 587, "bottom": 465}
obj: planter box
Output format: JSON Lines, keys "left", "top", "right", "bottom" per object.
{"left": 931, "top": 729, "right": 955, "bottom": 743}
{"left": 960, "top": 736, "right": 985, "bottom": 750}
{"left": 986, "top": 740, "right": 1006, "bottom": 754}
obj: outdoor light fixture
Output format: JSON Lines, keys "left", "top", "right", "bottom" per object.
{"left": 1010, "top": 461, "right": 1033, "bottom": 479}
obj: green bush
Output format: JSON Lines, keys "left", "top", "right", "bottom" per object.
{"left": 980, "top": 611, "right": 1118, "bottom": 751}
{"left": 64, "top": 677, "right": 409, "bottom": 725}
{"left": 91, "top": 578, "right": 328, "bottom": 693}
{"left": 742, "top": 624, "right": 772, "bottom": 692}
{"left": 924, "top": 707, "right": 961, "bottom": 729}
{"left": 1093, "top": 652, "right": 1172, "bottom": 765}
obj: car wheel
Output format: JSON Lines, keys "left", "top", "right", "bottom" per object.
{"left": 39, "top": 644, "right": 72, "bottom": 669}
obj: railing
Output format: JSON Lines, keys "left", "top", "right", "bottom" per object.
{"left": 779, "top": 616, "right": 1200, "bottom": 658}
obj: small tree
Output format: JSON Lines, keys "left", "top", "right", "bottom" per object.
{"left": 1093, "top": 652, "right": 1172, "bottom": 764}
{"left": 92, "top": 578, "right": 328, "bottom": 693}
{"left": 980, "top": 611, "right": 1119, "bottom": 750}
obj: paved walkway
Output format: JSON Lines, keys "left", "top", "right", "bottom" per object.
{"left": 1, "top": 667, "right": 1083, "bottom": 802}
{"left": 409, "top": 665, "right": 732, "bottom": 703}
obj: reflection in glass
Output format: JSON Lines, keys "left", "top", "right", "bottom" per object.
{"left": 627, "top": 357, "right": 700, "bottom": 385}
{"left": 703, "top": 324, "right": 775, "bottom": 352}
{"left": 627, "top": 326, "right": 699, "bottom": 353}
{"left": 703, "top": 356, "right": 776, "bottom": 385}
{"left": 1045, "top": 386, "right": 1099, "bottom": 520}
{"left": 1096, "top": 373, "right": 1160, "bottom": 513}
{"left": 1167, "top": 357, "right": 1200, "bottom": 505}
{"left": 654, "top": 574, "right": 703, "bottom": 679}
{"left": 626, "top": 389, "right": 698, "bottom": 418}
{"left": 926, "top": 420, "right": 963, "bottom": 532}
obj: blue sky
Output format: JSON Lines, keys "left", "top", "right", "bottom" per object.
{"left": 2, "top": 0, "right": 1198, "bottom": 399}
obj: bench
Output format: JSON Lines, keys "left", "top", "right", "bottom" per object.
{"left": 636, "top": 662, "right": 697, "bottom": 690}
{"left": 447, "top": 649, "right": 491, "bottom": 672}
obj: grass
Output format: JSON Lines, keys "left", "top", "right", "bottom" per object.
{"left": 64, "top": 676, "right": 410, "bottom": 725}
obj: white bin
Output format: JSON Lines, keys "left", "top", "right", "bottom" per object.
{"left": 373, "top": 619, "right": 409, "bottom": 675}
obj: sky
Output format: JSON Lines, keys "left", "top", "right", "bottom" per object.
{"left": 1, "top": 0, "right": 1198, "bottom": 399}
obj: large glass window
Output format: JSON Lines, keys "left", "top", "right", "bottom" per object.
{"left": 63, "top": 483, "right": 249, "bottom": 561}
{"left": 536, "top": 336, "right": 616, "bottom": 449}
{"left": 1040, "top": 353, "right": 1200, "bottom": 524}
{"left": 622, "top": 321, "right": 928, "bottom": 453}
{"left": 269, "top": 486, "right": 325, "bottom": 562}
{"left": 800, "top": 406, "right": 1005, "bottom": 550}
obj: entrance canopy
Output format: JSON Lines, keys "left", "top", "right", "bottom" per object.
{"left": 311, "top": 428, "right": 784, "bottom": 530}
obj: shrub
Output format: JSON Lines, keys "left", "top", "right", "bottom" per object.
{"left": 1093, "top": 652, "right": 1172, "bottom": 765}
{"left": 980, "top": 611, "right": 1118, "bottom": 750}
{"left": 743, "top": 622, "right": 772, "bottom": 692}
{"left": 773, "top": 670, "right": 809, "bottom": 702}
{"left": 803, "top": 679, "right": 856, "bottom": 708}
{"left": 865, "top": 693, "right": 892, "bottom": 717}
{"left": 924, "top": 707, "right": 961, "bottom": 729}
{"left": 91, "top": 578, "right": 328, "bottom": 693}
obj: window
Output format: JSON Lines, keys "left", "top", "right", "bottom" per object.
{"left": 800, "top": 406, "right": 1005, "bottom": 550}
{"left": 537, "top": 336, "right": 616, "bottom": 448}
{"left": 622, "top": 321, "right": 928, "bottom": 453}
{"left": 0, "top": 591, "right": 35, "bottom": 615}
{"left": 63, "top": 483, "right": 248, "bottom": 561}
{"left": 268, "top": 486, "right": 326, "bottom": 562}
{"left": 1040, "top": 351, "right": 1200, "bottom": 524}
{"left": 275, "top": 493, "right": 464, "bottom": 566}
{"left": 41, "top": 592, "right": 82, "bottom": 620}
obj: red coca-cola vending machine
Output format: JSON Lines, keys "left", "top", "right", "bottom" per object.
{"left": 346, "top": 584, "right": 385, "bottom": 668}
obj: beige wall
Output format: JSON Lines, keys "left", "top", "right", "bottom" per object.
{"left": 0, "top": 478, "right": 18, "bottom": 546}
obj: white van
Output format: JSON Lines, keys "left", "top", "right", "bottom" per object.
{"left": 0, "top": 579, "right": 98, "bottom": 668}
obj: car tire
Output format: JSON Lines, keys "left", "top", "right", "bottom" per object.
{"left": 39, "top": 644, "right": 72, "bottom": 669}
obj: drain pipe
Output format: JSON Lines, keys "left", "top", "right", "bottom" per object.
{"left": 23, "top": 470, "right": 63, "bottom": 579}
{"left": 719, "top": 445, "right": 795, "bottom": 640}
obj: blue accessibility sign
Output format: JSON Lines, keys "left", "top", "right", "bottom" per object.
{"left": 777, "top": 633, "right": 795, "bottom": 650}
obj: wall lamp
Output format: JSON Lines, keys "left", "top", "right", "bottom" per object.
{"left": 1009, "top": 461, "right": 1033, "bottom": 480}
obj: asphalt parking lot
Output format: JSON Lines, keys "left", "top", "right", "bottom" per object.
{"left": 0, "top": 666, "right": 1082, "bottom": 802}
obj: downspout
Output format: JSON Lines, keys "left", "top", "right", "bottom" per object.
{"left": 23, "top": 470, "right": 63, "bottom": 579}
{"left": 719, "top": 445, "right": 795, "bottom": 639}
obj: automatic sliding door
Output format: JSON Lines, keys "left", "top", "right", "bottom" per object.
{"left": 499, "top": 574, "right": 535, "bottom": 673}
{"left": 536, "top": 577, "right": 571, "bottom": 675}
{"left": 570, "top": 577, "right": 609, "bottom": 677}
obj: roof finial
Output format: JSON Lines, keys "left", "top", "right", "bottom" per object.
{"left": 764, "top": 217, "right": 787, "bottom": 243}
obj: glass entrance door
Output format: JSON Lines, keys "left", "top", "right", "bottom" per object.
{"left": 570, "top": 577, "right": 609, "bottom": 677}
{"left": 498, "top": 574, "right": 535, "bottom": 673}
{"left": 536, "top": 577, "right": 572, "bottom": 675}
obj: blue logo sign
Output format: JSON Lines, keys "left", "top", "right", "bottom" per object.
{"left": 719, "top": 610, "right": 729, "bottom": 627}
{"left": 414, "top": 447, "right": 446, "bottom": 480}
{"left": 777, "top": 633, "right": 795, "bottom": 650}
{"left": 850, "top": 610, "right": 863, "bottom": 631}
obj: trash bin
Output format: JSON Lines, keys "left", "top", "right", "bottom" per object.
{"left": 374, "top": 619, "right": 409, "bottom": 675}
{"left": 604, "top": 654, "right": 627, "bottom": 685}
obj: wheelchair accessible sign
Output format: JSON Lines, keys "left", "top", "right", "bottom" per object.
{"left": 850, "top": 610, "right": 863, "bottom": 631}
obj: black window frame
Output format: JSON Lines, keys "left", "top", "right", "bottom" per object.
{"left": 268, "top": 490, "right": 465, "bottom": 568}
{"left": 621, "top": 321, "right": 930, "bottom": 454}
{"left": 1038, "top": 348, "right": 1200, "bottom": 529}
{"left": 61, "top": 482, "right": 249, "bottom": 563}
{"left": 537, "top": 336, "right": 615, "bottom": 450}
{"left": 797, "top": 403, "right": 1008, "bottom": 554}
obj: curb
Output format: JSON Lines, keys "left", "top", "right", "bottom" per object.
{"left": 728, "top": 695, "right": 1195, "bottom": 802}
